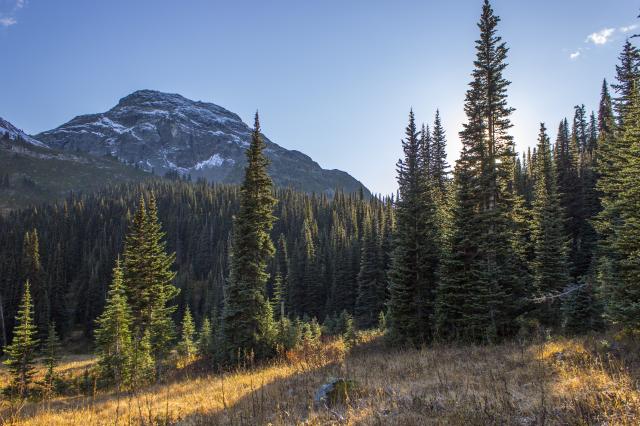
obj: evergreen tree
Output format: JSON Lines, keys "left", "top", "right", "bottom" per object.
{"left": 595, "top": 79, "right": 621, "bottom": 315}
{"left": 437, "top": 0, "right": 523, "bottom": 342}
{"left": 530, "top": 123, "right": 568, "bottom": 328}
{"left": 221, "top": 112, "right": 277, "bottom": 361}
{"left": 22, "top": 230, "right": 48, "bottom": 335}
{"left": 94, "top": 261, "right": 132, "bottom": 389}
{"left": 387, "top": 109, "right": 440, "bottom": 344}
{"left": 197, "top": 317, "right": 213, "bottom": 356}
{"left": 271, "top": 271, "right": 285, "bottom": 320}
{"left": 430, "top": 109, "right": 450, "bottom": 195}
{"left": 436, "top": 144, "right": 484, "bottom": 340}
{"left": 420, "top": 123, "right": 432, "bottom": 180}
{"left": 612, "top": 40, "right": 640, "bottom": 125}
{"left": 3, "top": 282, "right": 39, "bottom": 396}
{"left": 43, "top": 321, "right": 61, "bottom": 390}
{"left": 123, "top": 195, "right": 178, "bottom": 369}
{"left": 355, "top": 213, "right": 385, "bottom": 328}
{"left": 564, "top": 276, "right": 602, "bottom": 334}
{"left": 178, "top": 306, "right": 196, "bottom": 359}
{"left": 123, "top": 197, "right": 149, "bottom": 328}
{"left": 603, "top": 84, "right": 640, "bottom": 329}
{"left": 144, "top": 195, "right": 179, "bottom": 364}
{"left": 128, "top": 328, "right": 154, "bottom": 389}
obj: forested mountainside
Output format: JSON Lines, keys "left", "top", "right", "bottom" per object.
{"left": 0, "top": 132, "right": 151, "bottom": 212}
{"left": 0, "top": 179, "right": 392, "bottom": 345}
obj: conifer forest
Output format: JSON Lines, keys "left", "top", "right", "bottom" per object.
{"left": 2, "top": 1, "right": 640, "bottom": 424}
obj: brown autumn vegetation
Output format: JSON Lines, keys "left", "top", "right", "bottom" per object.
{"left": 1, "top": 331, "right": 639, "bottom": 425}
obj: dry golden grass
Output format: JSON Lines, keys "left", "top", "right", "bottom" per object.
{"left": 2, "top": 332, "right": 639, "bottom": 425}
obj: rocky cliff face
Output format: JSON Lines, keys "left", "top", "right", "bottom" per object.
{"left": 36, "top": 90, "right": 368, "bottom": 195}
{"left": 0, "top": 116, "right": 150, "bottom": 212}
{"left": 0, "top": 117, "right": 47, "bottom": 148}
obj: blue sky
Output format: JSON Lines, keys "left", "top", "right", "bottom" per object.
{"left": 1, "top": 0, "right": 638, "bottom": 194}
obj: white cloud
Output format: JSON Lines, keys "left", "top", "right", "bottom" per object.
{"left": 570, "top": 51, "right": 581, "bottom": 60}
{"left": 0, "top": 0, "right": 27, "bottom": 28}
{"left": 586, "top": 28, "right": 616, "bottom": 45}
{"left": 620, "top": 24, "right": 638, "bottom": 33}
{"left": 0, "top": 16, "right": 16, "bottom": 26}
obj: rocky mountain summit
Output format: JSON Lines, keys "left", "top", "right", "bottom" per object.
{"left": 36, "top": 90, "right": 368, "bottom": 195}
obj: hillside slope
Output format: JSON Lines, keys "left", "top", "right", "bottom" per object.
{"left": 0, "top": 132, "right": 151, "bottom": 212}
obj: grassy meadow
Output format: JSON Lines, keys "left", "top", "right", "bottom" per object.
{"left": 1, "top": 332, "right": 639, "bottom": 425}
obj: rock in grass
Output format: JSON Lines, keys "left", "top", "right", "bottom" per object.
{"left": 314, "top": 378, "right": 358, "bottom": 408}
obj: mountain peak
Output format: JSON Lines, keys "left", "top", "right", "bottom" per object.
{"left": 35, "top": 91, "right": 369, "bottom": 196}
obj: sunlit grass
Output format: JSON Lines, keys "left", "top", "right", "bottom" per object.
{"left": 2, "top": 332, "right": 639, "bottom": 425}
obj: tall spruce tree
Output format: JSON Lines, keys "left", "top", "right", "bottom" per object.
{"left": 603, "top": 84, "right": 640, "bottom": 329}
{"left": 123, "top": 195, "right": 178, "bottom": 369}
{"left": 94, "top": 261, "right": 132, "bottom": 389}
{"left": 387, "top": 109, "right": 440, "bottom": 344}
{"left": 437, "top": 0, "right": 523, "bottom": 342}
{"left": 595, "top": 79, "right": 621, "bottom": 314}
{"left": 436, "top": 140, "right": 485, "bottom": 340}
{"left": 3, "top": 281, "right": 39, "bottom": 396}
{"left": 221, "top": 112, "right": 277, "bottom": 361}
{"left": 430, "top": 109, "right": 450, "bottom": 195}
{"left": 22, "top": 230, "right": 48, "bottom": 335}
{"left": 612, "top": 40, "right": 639, "bottom": 125}
{"left": 530, "top": 123, "right": 568, "bottom": 328}
{"left": 145, "top": 195, "right": 179, "bottom": 365}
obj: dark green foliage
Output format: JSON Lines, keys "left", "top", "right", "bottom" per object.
{"left": 0, "top": 180, "right": 386, "bottom": 344}
{"left": 3, "top": 282, "right": 39, "bottom": 396}
{"left": 123, "top": 195, "right": 179, "bottom": 367}
{"left": 21, "top": 230, "right": 48, "bottom": 335}
{"left": 612, "top": 40, "right": 640, "bottom": 125}
{"left": 436, "top": 0, "right": 524, "bottom": 342}
{"left": 563, "top": 276, "right": 603, "bottom": 334}
{"left": 128, "top": 328, "right": 154, "bottom": 389}
{"left": 530, "top": 124, "right": 568, "bottom": 328}
{"left": 601, "top": 84, "right": 640, "bottom": 329}
{"left": 430, "top": 110, "right": 450, "bottom": 195}
{"left": 178, "top": 306, "right": 196, "bottom": 359}
{"left": 221, "top": 113, "right": 278, "bottom": 361}
{"left": 43, "top": 321, "right": 61, "bottom": 389}
{"left": 387, "top": 110, "right": 440, "bottom": 344}
{"left": 94, "top": 261, "right": 132, "bottom": 389}
{"left": 355, "top": 213, "right": 386, "bottom": 328}
{"left": 271, "top": 272, "right": 285, "bottom": 320}
{"left": 197, "top": 317, "right": 213, "bottom": 356}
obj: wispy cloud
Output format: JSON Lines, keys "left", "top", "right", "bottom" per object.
{"left": 620, "top": 24, "right": 638, "bottom": 33}
{"left": 0, "top": 0, "right": 27, "bottom": 28}
{"left": 569, "top": 51, "right": 581, "bottom": 60}
{"left": 586, "top": 28, "right": 615, "bottom": 45}
{"left": 0, "top": 16, "right": 16, "bottom": 26}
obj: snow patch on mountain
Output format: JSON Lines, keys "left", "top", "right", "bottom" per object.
{"left": 194, "top": 153, "right": 234, "bottom": 169}
{"left": 0, "top": 117, "right": 47, "bottom": 148}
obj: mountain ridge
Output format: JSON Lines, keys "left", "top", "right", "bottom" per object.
{"left": 36, "top": 90, "right": 369, "bottom": 196}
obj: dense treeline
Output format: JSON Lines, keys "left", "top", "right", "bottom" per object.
{"left": 0, "top": 178, "right": 391, "bottom": 346}
{"left": 388, "top": 0, "right": 640, "bottom": 344}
